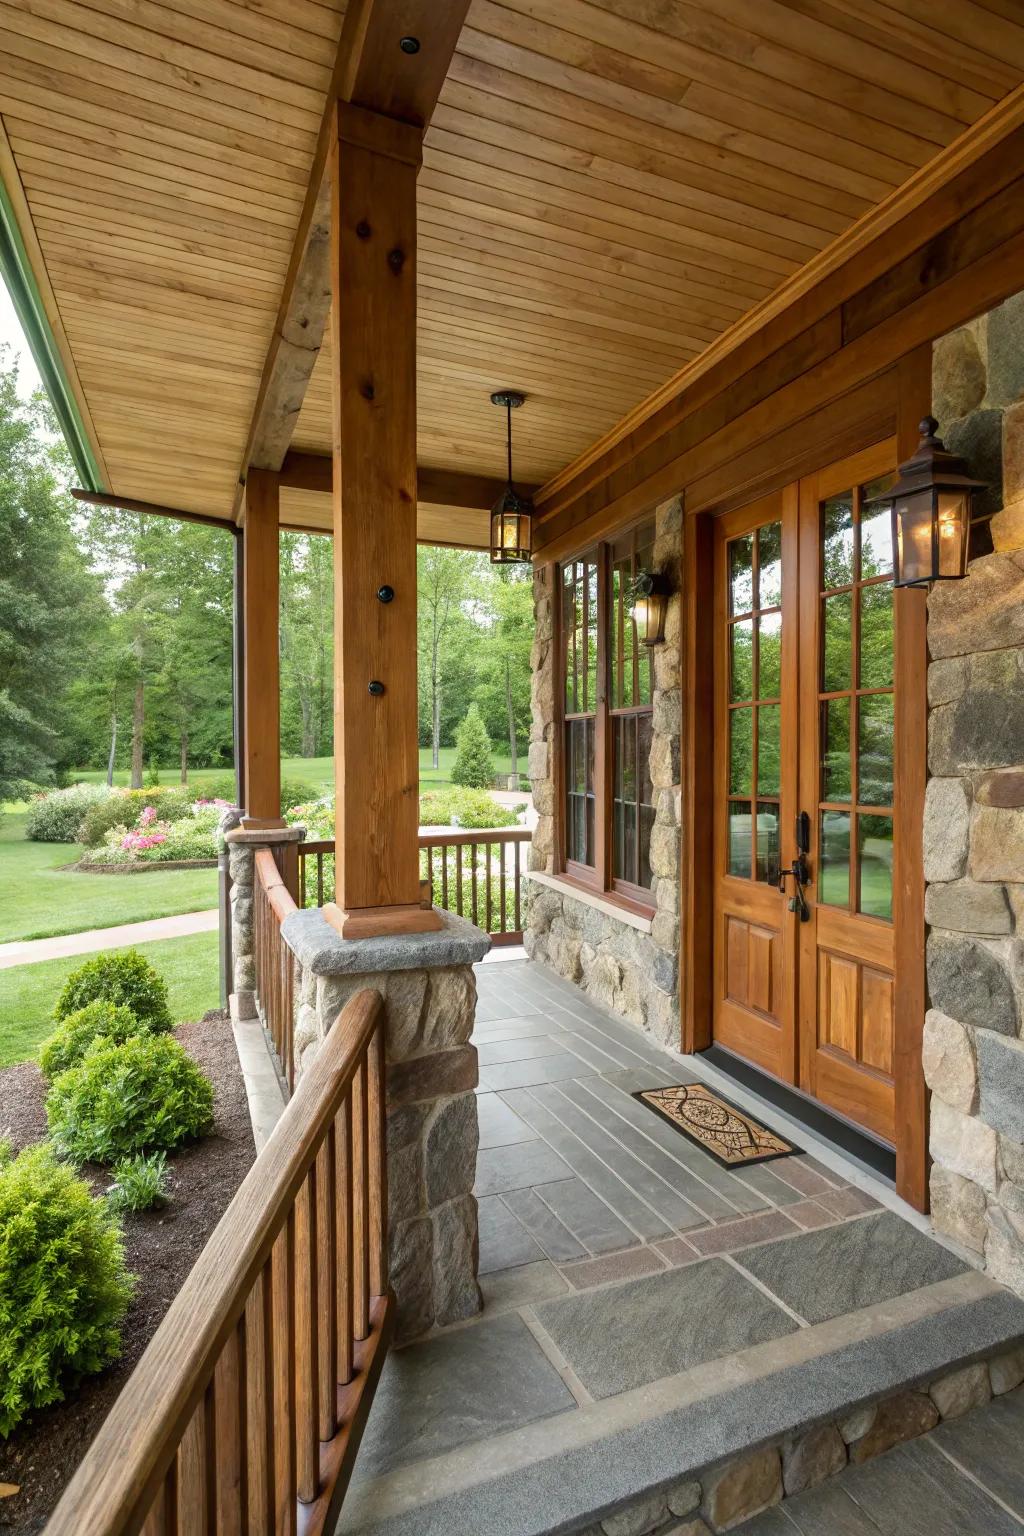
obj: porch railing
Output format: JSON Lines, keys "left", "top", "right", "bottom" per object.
{"left": 254, "top": 847, "right": 298, "bottom": 1090}
{"left": 299, "top": 828, "right": 531, "bottom": 943}
{"left": 44, "top": 988, "right": 392, "bottom": 1536}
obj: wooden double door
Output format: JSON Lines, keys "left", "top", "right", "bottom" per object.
{"left": 712, "top": 442, "right": 899, "bottom": 1145}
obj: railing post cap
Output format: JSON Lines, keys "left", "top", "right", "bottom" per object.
{"left": 225, "top": 824, "right": 307, "bottom": 846}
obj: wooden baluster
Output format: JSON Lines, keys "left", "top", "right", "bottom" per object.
{"left": 317, "top": 852, "right": 324, "bottom": 908}
{"left": 335, "top": 1097, "right": 353, "bottom": 1386}
{"left": 471, "top": 842, "right": 479, "bottom": 928}
{"left": 177, "top": 1398, "right": 207, "bottom": 1534}
{"left": 315, "top": 1133, "right": 337, "bottom": 1441}
{"left": 245, "top": 1265, "right": 275, "bottom": 1535}
{"left": 285, "top": 949, "right": 295, "bottom": 1091}
{"left": 295, "top": 1166, "right": 320, "bottom": 1504}
{"left": 455, "top": 845, "right": 464, "bottom": 920}
{"left": 163, "top": 1456, "right": 179, "bottom": 1536}
{"left": 299, "top": 855, "right": 306, "bottom": 909}
{"left": 485, "top": 841, "right": 493, "bottom": 934}
{"left": 441, "top": 843, "right": 449, "bottom": 910}
{"left": 368, "top": 1024, "right": 388, "bottom": 1295}
{"left": 213, "top": 1321, "right": 247, "bottom": 1535}
{"left": 351, "top": 1059, "right": 370, "bottom": 1341}
{"left": 272, "top": 1221, "right": 297, "bottom": 1536}
{"left": 514, "top": 838, "right": 522, "bottom": 932}
{"left": 499, "top": 840, "right": 507, "bottom": 934}
{"left": 203, "top": 1379, "right": 218, "bottom": 1533}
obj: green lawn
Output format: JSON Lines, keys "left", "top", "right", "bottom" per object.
{"left": 0, "top": 931, "right": 220, "bottom": 1068}
{"left": 0, "top": 814, "right": 218, "bottom": 944}
{"left": 70, "top": 747, "right": 517, "bottom": 795}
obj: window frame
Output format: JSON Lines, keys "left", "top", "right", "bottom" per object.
{"left": 555, "top": 523, "right": 658, "bottom": 916}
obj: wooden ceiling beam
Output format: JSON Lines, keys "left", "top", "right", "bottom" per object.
{"left": 237, "top": 0, "right": 471, "bottom": 497}
{"left": 279, "top": 449, "right": 527, "bottom": 511}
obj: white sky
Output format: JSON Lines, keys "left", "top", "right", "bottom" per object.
{"left": 0, "top": 277, "right": 43, "bottom": 397}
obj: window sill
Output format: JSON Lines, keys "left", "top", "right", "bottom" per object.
{"left": 525, "top": 871, "right": 655, "bottom": 934}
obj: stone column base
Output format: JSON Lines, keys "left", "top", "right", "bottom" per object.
{"left": 282, "top": 906, "right": 491, "bottom": 1343}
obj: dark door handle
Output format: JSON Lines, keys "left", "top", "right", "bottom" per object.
{"left": 778, "top": 855, "right": 811, "bottom": 921}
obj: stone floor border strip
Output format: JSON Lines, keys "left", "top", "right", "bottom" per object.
{"left": 518, "top": 1305, "right": 595, "bottom": 1408}
{"left": 723, "top": 1254, "right": 810, "bottom": 1330}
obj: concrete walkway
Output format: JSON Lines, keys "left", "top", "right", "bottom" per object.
{"left": 0, "top": 908, "right": 219, "bottom": 970}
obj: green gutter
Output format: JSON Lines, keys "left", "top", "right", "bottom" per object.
{"left": 0, "top": 173, "right": 103, "bottom": 491}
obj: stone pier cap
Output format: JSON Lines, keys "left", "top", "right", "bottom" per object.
{"left": 281, "top": 907, "right": 491, "bottom": 974}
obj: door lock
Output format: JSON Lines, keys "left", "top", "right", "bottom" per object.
{"left": 779, "top": 814, "right": 811, "bottom": 922}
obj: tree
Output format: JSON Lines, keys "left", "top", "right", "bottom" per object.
{"left": 417, "top": 547, "right": 480, "bottom": 767}
{"left": 471, "top": 567, "right": 533, "bottom": 777}
{"left": 280, "top": 533, "right": 333, "bottom": 758}
{"left": 0, "top": 350, "right": 105, "bottom": 801}
{"left": 451, "top": 702, "right": 495, "bottom": 788}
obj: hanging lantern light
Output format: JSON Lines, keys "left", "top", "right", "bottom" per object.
{"left": 489, "top": 390, "right": 533, "bottom": 564}
{"left": 864, "top": 416, "right": 985, "bottom": 589}
{"left": 629, "top": 568, "right": 669, "bottom": 646}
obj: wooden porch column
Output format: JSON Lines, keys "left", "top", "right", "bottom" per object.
{"left": 241, "top": 468, "right": 281, "bottom": 819}
{"left": 326, "top": 102, "right": 440, "bottom": 937}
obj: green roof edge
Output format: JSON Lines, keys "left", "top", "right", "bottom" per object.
{"left": 0, "top": 172, "right": 104, "bottom": 492}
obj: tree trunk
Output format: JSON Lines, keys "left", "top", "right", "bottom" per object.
{"left": 180, "top": 730, "right": 189, "bottom": 785}
{"left": 300, "top": 695, "right": 316, "bottom": 758}
{"left": 131, "top": 677, "right": 144, "bottom": 789}
{"left": 505, "top": 654, "right": 518, "bottom": 780}
{"left": 106, "top": 709, "right": 118, "bottom": 787}
{"left": 432, "top": 680, "right": 441, "bottom": 770}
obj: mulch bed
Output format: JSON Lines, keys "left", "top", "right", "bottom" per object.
{"left": 0, "top": 1013, "right": 256, "bottom": 1533}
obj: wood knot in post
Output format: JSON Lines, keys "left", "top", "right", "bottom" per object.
{"left": 387, "top": 247, "right": 406, "bottom": 274}
{"left": 355, "top": 220, "right": 372, "bottom": 240}
{"left": 360, "top": 380, "right": 375, "bottom": 401}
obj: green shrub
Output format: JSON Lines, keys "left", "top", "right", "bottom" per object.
{"left": 77, "top": 787, "right": 194, "bottom": 847}
{"left": 54, "top": 950, "right": 173, "bottom": 1032}
{"left": 451, "top": 704, "right": 496, "bottom": 789}
{"left": 205, "top": 773, "right": 307, "bottom": 813}
{"left": 0, "top": 1144, "right": 134, "bottom": 1436}
{"left": 107, "top": 1151, "right": 170, "bottom": 1213}
{"left": 25, "top": 783, "right": 111, "bottom": 843}
{"left": 419, "top": 785, "right": 518, "bottom": 829}
{"left": 40, "top": 1001, "right": 155, "bottom": 1080}
{"left": 46, "top": 1034, "right": 215, "bottom": 1165}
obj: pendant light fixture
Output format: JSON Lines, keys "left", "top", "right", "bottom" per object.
{"left": 489, "top": 390, "right": 534, "bottom": 564}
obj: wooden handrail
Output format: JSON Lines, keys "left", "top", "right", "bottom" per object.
{"left": 45, "top": 989, "right": 392, "bottom": 1536}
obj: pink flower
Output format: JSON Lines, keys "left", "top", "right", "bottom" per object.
{"left": 139, "top": 805, "right": 158, "bottom": 826}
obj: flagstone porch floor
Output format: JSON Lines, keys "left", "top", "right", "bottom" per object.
{"left": 338, "top": 960, "right": 1024, "bottom": 1536}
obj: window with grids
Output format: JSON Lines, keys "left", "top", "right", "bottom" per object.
{"left": 559, "top": 522, "right": 657, "bottom": 907}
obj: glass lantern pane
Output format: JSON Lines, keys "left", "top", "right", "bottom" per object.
{"left": 894, "top": 494, "right": 935, "bottom": 586}
{"left": 937, "top": 491, "right": 969, "bottom": 579}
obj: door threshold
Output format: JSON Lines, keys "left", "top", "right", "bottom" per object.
{"left": 700, "top": 1045, "right": 897, "bottom": 1185}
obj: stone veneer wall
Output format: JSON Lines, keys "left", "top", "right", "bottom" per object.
{"left": 925, "top": 291, "right": 1024, "bottom": 1293}
{"left": 525, "top": 497, "right": 682, "bottom": 1047}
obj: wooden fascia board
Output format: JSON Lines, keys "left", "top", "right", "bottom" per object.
{"left": 534, "top": 83, "right": 1024, "bottom": 532}
{"left": 236, "top": 0, "right": 471, "bottom": 502}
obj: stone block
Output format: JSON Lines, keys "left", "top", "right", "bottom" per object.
{"left": 653, "top": 687, "right": 681, "bottom": 737}
{"left": 386, "top": 1043, "right": 478, "bottom": 1109}
{"left": 650, "top": 731, "right": 681, "bottom": 789}
{"left": 970, "top": 806, "right": 1024, "bottom": 884}
{"left": 999, "top": 1133, "right": 1024, "bottom": 1185}
{"left": 601, "top": 1492, "right": 669, "bottom": 1536}
{"left": 929, "top": 648, "right": 1024, "bottom": 770}
{"left": 664, "top": 1523, "right": 711, "bottom": 1536}
{"left": 421, "top": 967, "right": 478, "bottom": 1052}
{"left": 930, "top": 556, "right": 1024, "bottom": 663}
{"left": 985, "top": 1205, "right": 1024, "bottom": 1293}
{"left": 925, "top": 879, "right": 1011, "bottom": 935}
{"left": 652, "top": 910, "right": 678, "bottom": 952}
{"left": 928, "top": 1362, "right": 991, "bottom": 1419}
{"left": 846, "top": 1392, "right": 939, "bottom": 1463}
{"left": 991, "top": 499, "right": 1024, "bottom": 554}
{"left": 926, "top": 932, "right": 1017, "bottom": 1036}
{"left": 928, "top": 656, "right": 970, "bottom": 707}
{"left": 781, "top": 1423, "right": 846, "bottom": 1495}
{"left": 701, "top": 1448, "right": 782, "bottom": 1531}
{"left": 649, "top": 824, "right": 680, "bottom": 880}
{"left": 929, "top": 1165, "right": 987, "bottom": 1253}
{"left": 929, "top": 1097, "right": 998, "bottom": 1193}
{"left": 921, "top": 1009, "right": 978, "bottom": 1113}
{"left": 228, "top": 844, "right": 254, "bottom": 886}
{"left": 933, "top": 326, "right": 987, "bottom": 421}
{"left": 944, "top": 409, "right": 1003, "bottom": 521}
{"left": 666, "top": 1482, "right": 701, "bottom": 1518}
{"left": 987, "top": 292, "right": 1024, "bottom": 407}
{"left": 977, "top": 1030, "right": 1024, "bottom": 1143}
{"left": 229, "top": 989, "right": 257, "bottom": 1023}
{"left": 1005, "top": 400, "right": 1024, "bottom": 502}
{"left": 234, "top": 954, "right": 255, "bottom": 993}
{"left": 838, "top": 1405, "right": 876, "bottom": 1445}
{"left": 989, "top": 1344, "right": 1024, "bottom": 1395}
{"left": 976, "top": 768, "right": 1024, "bottom": 808}
{"left": 424, "top": 1092, "right": 479, "bottom": 1207}
{"left": 923, "top": 778, "right": 970, "bottom": 882}
{"left": 528, "top": 739, "right": 549, "bottom": 781}
{"left": 390, "top": 1216, "right": 434, "bottom": 1344}
{"left": 432, "top": 1194, "right": 482, "bottom": 1327}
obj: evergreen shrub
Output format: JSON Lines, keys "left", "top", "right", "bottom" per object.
{"left": 39, "top": 1001, "right": 154, "bottom": 1080}
{"left": 450, "top": 704, "right": 496, "bottom": 789}
{"left": 54, "top": 950, "right": 173, "bottom": 1032}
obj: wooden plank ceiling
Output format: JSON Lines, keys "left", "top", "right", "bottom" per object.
{"left": 2, "top": 0, "right": 1024, "bottom": 532}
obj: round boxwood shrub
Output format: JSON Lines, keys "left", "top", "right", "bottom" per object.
{"left": 25, "top": 783, "right": 111, "bottom": 843}
{"left": 54, "top": 950, "right": 173, "bottom": 1032}
{"left": 40, "top": 1001, "right": 156, "bottom": 1081}
{"left": 46, "top": 1034, "right": 215, "bottom": 1165}
{"left": 0, "top": 1143, "right": 134, "bottom": 1436}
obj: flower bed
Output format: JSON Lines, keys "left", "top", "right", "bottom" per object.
{"left": 78, "top": 800, "right": 235, "bottom": 870}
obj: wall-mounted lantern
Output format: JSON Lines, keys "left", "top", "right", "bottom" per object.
{"left": 489, "top": 390, "right": 533, "bottom": 564}
{"left": 630, "top": 569, "right": 669, "bottom": 646}
{"left": 864, "top": 416, "right": 986, "bottom": 589}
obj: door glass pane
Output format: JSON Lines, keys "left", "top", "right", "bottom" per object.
{"left": 730, "top": 619, "right": 754, "bottom": 701}
{"left": 822, "top": 493, "right": 855, "bottom": 588}
{"left": 822, "top": 698, "right": 852, "bottom": 801}
{"left": 757, "top": 522, "right": 782, "bottom": 609}
{"left": 755, "top": 802, "right": 780, "bottom": 885}
{"left": 819, "top": 811, "right": 851, "bottom": 908}
{"left": 859, "top": 694, "right": 894, "bottom": 806}
{"left": 586, "top": 562, "right": 598, "bottom": 711}
{"left": 859, "top": 503, "right": 892, "bottom": 579}
{"left": 729, "top": 803, "right": 753, "bottom": 878}
{"left": 730, "top": 707, "right": 753, "bottom": 795}
{"left": 639, "top": 713, "right": 655, "bottom": 892}
{"left": 859, "top": 814, "right": 893, "bottom": 920}
{"left": 758, "top": 612, "right": 782, "bottom": 699}
{"left": 859, "top": 584, "right": 893, "bottom": 689}
{"left": 757, "top": 704, "right": 780, "bottom": 797}
{"left": 822, "top": 592, "right": 853, "bottom": 691}
{"left": 729, "top": 535, "right": 754, "bottom": 614}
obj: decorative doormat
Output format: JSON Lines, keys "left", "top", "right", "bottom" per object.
{"left": 633, "top": 1083, "right": 796, "bottom": 1168}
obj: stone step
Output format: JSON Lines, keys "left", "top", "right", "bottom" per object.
{"left": 336, "top": 1270, "right": 1024, "bottom": 1536}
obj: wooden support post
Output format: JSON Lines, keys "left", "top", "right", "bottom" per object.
{"left": 326, "top": 102, "right": 441, "bottom": 938}
{"left": 242, "top": 469, "right": 281, "bottom": 820}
